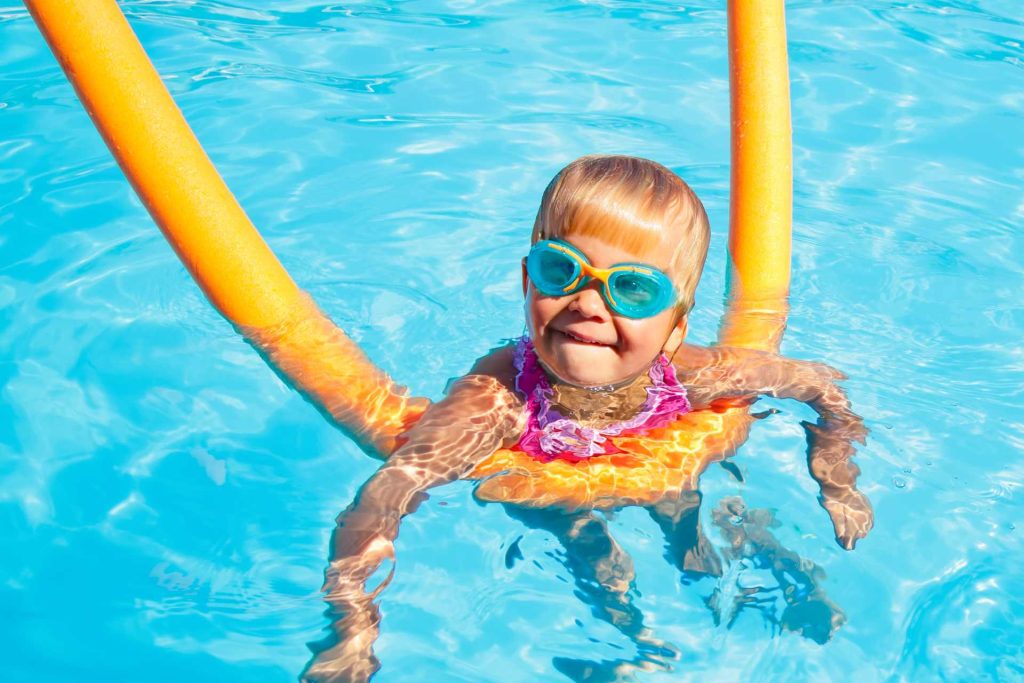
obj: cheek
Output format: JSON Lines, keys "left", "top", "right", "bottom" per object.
{"left": 618, "top": 315, "right": 675, "bottom": 351}
{"left": 526, "top": 290, "right": 559, "bottom": 326}
{"left": 524, "top": 291, "right": 550, "bottom": 332}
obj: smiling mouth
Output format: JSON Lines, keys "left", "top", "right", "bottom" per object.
{"left": 559, "top": 329, "right": 610, "bottom": 346}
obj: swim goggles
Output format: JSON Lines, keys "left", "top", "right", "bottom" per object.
{"left": 526, "top": 239, "right": 676, "bottom": 319}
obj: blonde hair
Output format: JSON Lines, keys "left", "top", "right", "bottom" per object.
{"left": 531, "top": 155, "right": 710, "bottom": 315}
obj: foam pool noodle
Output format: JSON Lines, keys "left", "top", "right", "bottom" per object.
{"left": 28, "top": 0, "right": 791, "bottom": 508}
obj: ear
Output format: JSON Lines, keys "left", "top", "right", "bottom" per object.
{"left": 662, "top": 315, "right": 688, "bottom": 355}
{"left": 521, "top": 257, "right": 529, "bottom": 298}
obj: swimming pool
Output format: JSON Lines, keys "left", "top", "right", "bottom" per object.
{"left": 2, "top": 1, "right": 1022, "bottom": 680}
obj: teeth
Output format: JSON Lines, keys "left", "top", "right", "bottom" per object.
{"left": 565, "top": 331, "right": 601, "bottom": 344}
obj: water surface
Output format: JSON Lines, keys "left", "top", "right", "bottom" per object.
{"left": 1, "top": 1, "right": 1022, "bottom": 681}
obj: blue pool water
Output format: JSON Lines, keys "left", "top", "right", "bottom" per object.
{"left": 2, "top": 1, "right": 1022, "bottom": 680}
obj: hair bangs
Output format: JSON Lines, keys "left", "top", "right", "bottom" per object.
{"left": 545, "top": 188, "right": 670, "bottom": 256}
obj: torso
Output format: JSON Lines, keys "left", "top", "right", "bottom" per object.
{"left": 464, "top": 339, "right": 751, "bottom": 510}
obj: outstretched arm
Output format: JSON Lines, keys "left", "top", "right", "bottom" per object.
{"left": 304, "top": 370, "right": 523, "bottom": 682}
{"left": 329, "top": 372, "right": 523, "bottom": 568}
{"left": 674, "top": 343, "right": 850, "bottom": 414}
{"left": 674, "top": 344, "right": 873, "bottom": 550}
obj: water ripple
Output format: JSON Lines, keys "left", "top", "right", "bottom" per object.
{"left": 896, "top": 557, "right": 1024, "bottom": 680}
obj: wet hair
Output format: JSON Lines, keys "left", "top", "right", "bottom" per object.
{"left": 531, "top": 155, "right": 710, "bottom": 314}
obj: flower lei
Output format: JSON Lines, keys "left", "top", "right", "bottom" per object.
{"left": 513, "top": 336, "right": 692, "bottom": 462}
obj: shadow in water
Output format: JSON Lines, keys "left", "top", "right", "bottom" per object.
{"left": 706, "top": 496, "right": 846, "bottom": 645}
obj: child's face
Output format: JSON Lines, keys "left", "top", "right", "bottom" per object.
{"left": 523, "top": 232, "right": 686, "bottom": 387}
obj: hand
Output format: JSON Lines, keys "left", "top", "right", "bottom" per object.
{"left": 303, "top": 631, "right": 381, "bottom": 683}
{"left": 802, "top": 419, "right": 873, "bottom": 550}
{"left": 307, "top": 533, "right": 395, "bottom": 683}
{"left": 820, "top": 487, "right": 874, "bottom": 550}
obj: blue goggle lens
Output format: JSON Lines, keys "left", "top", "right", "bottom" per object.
{"left": 530, "top": 248, "right": 579, "bottom": 292}
{"left": 609, "top": 271, "right": 661, "bottom": 308}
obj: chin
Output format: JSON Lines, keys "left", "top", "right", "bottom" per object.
{"left": 557, "top": 369, "right": 614, "bottom": 388}
{"left": 549, "top": 355, "right": 629, "bottom": 388}
{"left": 535, "top": 331, "right": 635, "bottom": 387}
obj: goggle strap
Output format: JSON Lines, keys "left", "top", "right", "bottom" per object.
{"left": 563, "top": 274, "right": 583, "bottom": 293}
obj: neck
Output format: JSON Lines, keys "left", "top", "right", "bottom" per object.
{"left": 546, "top": 368, "right": 655, "bottom": 426}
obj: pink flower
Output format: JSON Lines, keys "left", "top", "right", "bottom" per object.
{"left": 512, "top": 337, "right": 691, "bottom": 462}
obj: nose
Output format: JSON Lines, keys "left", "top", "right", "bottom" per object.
{"left": 568, "top": 282, "right": 610, "bottom": 320}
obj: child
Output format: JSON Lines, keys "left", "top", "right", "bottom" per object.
{"left": 302, "top": 155, "right": 872, "bottom": 681}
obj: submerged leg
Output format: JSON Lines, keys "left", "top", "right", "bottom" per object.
{"left": 506, "top": 505, "right": 679, "bottom": 679}
{"left": 647, "top": 490, "right": 723, "bottom": 581}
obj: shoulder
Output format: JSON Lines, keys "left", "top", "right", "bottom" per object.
{"left": 430, "top": 342, "right": 524, "bottom": 435}
{"left": 670, "top": 343, "right": 776, "bottom": 378}
{"left": 668, "top": 342, "right": 721, "bottom": 382}
{"left": 467, "top": 341, "right": 519, "bottom": 390}
{"left": 436, "top": 341, "right": 521, "bottom": 409}
{"left": 669, "top": 343, "right": 763, "bottom": 404}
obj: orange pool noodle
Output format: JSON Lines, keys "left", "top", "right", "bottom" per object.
{"left": 26, "top": 0, "right": 426, "bottom": 457}
{"left": 30, "top": 0, "right": 792, "bottom": 506}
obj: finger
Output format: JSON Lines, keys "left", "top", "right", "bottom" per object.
{"left": 801, "top": 419, "right": 824, "bottom": 437}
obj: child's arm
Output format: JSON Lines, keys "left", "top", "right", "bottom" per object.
{"left": 330, "top": 371, "right": 523, "bottom": 570}
{"left": 306, "top": 365, "right": 523, "bottom": 681}
{"left": 328, "top": 373, "right": 522, "bottom": 585}
{"left": 676, "top": 343, "right": 855, "bottom": 415}
{"left": 674, "top": 344, "right": 873, "bottom": 550}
